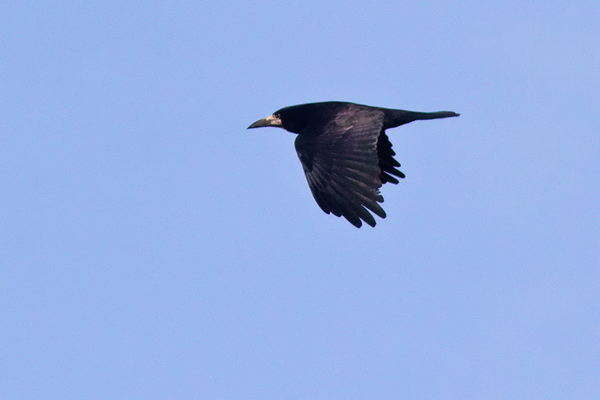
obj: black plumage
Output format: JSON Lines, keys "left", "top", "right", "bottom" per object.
{"left": 248, "top": 101, "right": 459, "bottom": 228}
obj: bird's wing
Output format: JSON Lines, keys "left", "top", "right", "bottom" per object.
{"left": 377, "top": 131, "right": 406, "bottom": 184}
{"left": 294, "top": 108, "right": 387, "bottom": 227}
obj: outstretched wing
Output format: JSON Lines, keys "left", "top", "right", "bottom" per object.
{"left": 294, "top": 108, "right": 391, "bottom": 227}
{"left": 377, "top": 131, "right": 406, "bottom": 184}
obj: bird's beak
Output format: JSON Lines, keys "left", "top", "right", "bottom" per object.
{"left": 247, "top": 114, "right": 283, "bottom": 129}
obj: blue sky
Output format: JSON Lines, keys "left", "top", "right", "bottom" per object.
{"left": 1, "top": 1, "right": 599, "bottom": 399}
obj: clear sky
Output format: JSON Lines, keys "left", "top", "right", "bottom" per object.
{"left": 1, "top": 1, "right": 599, "bottom": 399}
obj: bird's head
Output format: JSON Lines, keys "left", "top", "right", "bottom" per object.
{"left": 248, "top": 104, "right": 317, "bottom": 134}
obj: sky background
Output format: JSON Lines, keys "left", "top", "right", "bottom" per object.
{"left": 1, "top": 1, "right": 599, "bottom": 399}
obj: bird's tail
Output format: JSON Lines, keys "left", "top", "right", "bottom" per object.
{"left": 385, "top": 109, "right": 460, "bottom": 128}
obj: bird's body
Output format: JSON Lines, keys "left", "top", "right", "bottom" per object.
{"left": 248, "top": 101, "right": 459, "bottom": 228}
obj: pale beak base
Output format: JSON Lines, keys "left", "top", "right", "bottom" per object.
{"left": 247, "top": 114, "right": 283, "bottom": 129}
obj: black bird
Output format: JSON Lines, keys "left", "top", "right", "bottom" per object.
{"left": 248, "top": 101, "right": 459, "bottom": 228}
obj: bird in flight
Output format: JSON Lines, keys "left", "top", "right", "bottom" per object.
{"left": 248, "top": 101, "right": 459, "bottom": 228}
